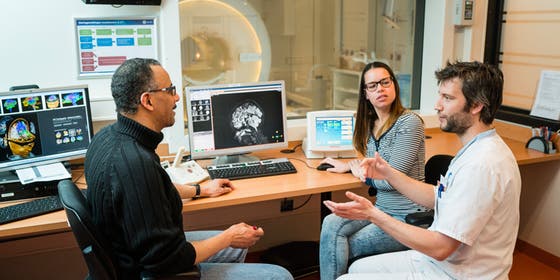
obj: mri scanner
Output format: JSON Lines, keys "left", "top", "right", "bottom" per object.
{"left": 179, "top": 0, "right": 271, "bottom": 85}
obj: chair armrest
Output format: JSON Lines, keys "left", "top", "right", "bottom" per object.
{"left": 405, "top": 210, "right": 434, "bottom": 228}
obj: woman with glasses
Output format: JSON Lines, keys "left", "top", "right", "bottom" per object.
{"left": 319, "top": 61, "right": 427, "bottom": 280}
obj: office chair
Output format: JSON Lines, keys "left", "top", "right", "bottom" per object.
{"left": 404, "top": 154, "right": 454, "bottom": 227}
{"left": 57, "top": 180, "right": 200, "bottom": 280}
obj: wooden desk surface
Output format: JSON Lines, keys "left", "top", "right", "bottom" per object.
{"left": 2, "top": 129, "right": 559, "bottom": 241}
{"left": 424, "top": 128, "right": 560, "bottom": 165}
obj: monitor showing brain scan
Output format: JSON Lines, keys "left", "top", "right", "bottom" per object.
{"left": 185, "top": 81, "right": 287, "bottom": 164}
{"left": 0, "top": 85, "right": 93, "bottom": 172}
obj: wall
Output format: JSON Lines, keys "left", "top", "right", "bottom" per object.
{"left": 0, "top": 0, "right": 185, "bottom": 153}
{"left": 419, "top": 0, "right": 488, "bottom": 115}
{"left": 518, "top": 160, "right": 560, "bottom": 257}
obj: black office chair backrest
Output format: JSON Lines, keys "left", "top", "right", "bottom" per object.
{"left": 58, "top": 180, "right": 201, "bottom": 280}
{"left": 58, "top": 179, "right": 118, "bottom": 280}
{"left": 405, "top": 154, "right": 454, "bottom": 227}
{"left": 424, "top": 154, "right": 454, "bottom": 185}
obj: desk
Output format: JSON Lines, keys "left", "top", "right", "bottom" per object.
{"left": 2, "top": 129, "right": 559, "bottom": 242}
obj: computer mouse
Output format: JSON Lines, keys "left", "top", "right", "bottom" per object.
{"left": 317, "top": 163, "right": 334, "bottom": 171}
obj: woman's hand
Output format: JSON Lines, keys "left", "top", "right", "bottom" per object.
{"left": 201, "top": 179, "right": 234, "bottom": 197}
{"left": 360, "top": 152, "right": 391, "bottom": 180}
{"left": 320, "top": 157, "right": 350, "bottom": 173}
{"left": 348, "top": 159, "right": 365, "bottom": 181}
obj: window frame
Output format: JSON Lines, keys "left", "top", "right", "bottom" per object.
{"left": 484, "top": 0, "right": 560, "bottom": 131}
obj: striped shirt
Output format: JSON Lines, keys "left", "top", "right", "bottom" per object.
{"left": 366, "top": 111, "right": 427, "bottom": 215}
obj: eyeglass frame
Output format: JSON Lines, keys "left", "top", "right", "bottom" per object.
{"left": 364, "top": 76, "right": 393, "bottom": 93}
{"left": 146, "top": 85, "right": 177, "bottom": 96}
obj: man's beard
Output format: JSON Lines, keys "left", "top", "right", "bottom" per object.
{"left": 440, "top": 111, "right": 472, "bottom": 135}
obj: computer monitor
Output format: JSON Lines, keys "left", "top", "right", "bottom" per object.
{"left": 0, "top": 85, "right": 94, "bottom": 173}
{"left": 185, "top": 81, "right": 288, "bottom": 164}
{"left": 302, "top": 110, "right": 357, "bottom": 158}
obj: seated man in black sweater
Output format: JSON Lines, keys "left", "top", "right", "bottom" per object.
{"left": 85, "top": 58, "right": 293, "bottom": 280}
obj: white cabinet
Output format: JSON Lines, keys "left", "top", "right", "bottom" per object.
{"left": 332, "top": 68, "right": 361, "bottom": 110}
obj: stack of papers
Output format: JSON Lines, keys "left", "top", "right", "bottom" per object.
{"left": 15, "top": 162, "right": 72, "bottom": 185}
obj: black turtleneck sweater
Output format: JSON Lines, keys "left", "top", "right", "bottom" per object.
{"left": 85, "top": 114, "right": 196, "bottom": 279}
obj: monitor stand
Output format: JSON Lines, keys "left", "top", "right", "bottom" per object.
{"left": 213, "top": 153, "right": 260, "bottom": 165}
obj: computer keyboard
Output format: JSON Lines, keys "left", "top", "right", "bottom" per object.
{"left": 206, "top": 158, "right": 297, "bottom": 180}
{"left": 0, "top": 189, "right": 86, "bottom": 225}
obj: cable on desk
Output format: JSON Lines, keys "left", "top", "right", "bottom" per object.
{"left": 280, "top": 143, "right": 302, "bottom": 154}
{"left": 287, "top": 157, "right": 316, "bottom": 170}
{"left": 293, "top": 194, "right": 313, "bottom": 211}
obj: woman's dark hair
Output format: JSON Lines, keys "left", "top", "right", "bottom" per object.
{"left": 111, "top": 58, "right": 161, "bottom": 114}
{"left": 353, "top": 61, "right": 405, "bottom": 155}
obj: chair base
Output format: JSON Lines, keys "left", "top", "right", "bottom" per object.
{"left": 260, "top": 241, "right": 319, "bottom": 279}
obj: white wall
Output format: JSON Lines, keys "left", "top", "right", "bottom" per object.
{"left": 0, "top": 0, "right": 185, "bottom": 152}
{"left": 419, "top": 0, "right": 488, "bottom": 115}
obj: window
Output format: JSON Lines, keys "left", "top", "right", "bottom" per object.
{"left": 485, "top": 0, "right": 560, "bottom": 130}
{"left": 178, "top": 0, "right": 424, "bottom": 120}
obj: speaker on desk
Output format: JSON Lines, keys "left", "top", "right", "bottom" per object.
{"left": 82, "top": 0, "right": 161, "bottom": 5}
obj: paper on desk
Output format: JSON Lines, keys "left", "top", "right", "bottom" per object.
{"left": 15, "top": 162, "right": 71, "bottom": 185}
{"left": 530, "top": 70, "right": 560, "bottom": 121}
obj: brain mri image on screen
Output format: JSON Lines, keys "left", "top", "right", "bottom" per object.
{"left": 0, "top": 116, "right": 39, "bottom": 160}
{"left": 46, "top": 95, "right": 61, "bottom": 109}
{"left": 230, "top": 100, "right": 268, "bottom": 145}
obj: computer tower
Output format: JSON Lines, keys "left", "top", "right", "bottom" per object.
{"left": 82, "top": 0, "right": 161, "bottom": 5}
{"left": 0, "top": 171, "right": 60, "bottom": 202}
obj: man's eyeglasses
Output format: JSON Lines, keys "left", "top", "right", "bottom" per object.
{"left": 364, "top": 77, "right": 392, "bottom": 92}
{"left": 147, "top": 85, "right": 177, "bottom": 96}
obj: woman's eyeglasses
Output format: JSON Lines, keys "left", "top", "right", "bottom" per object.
{"left": 364, "top": 77, "right": 392, "bottom": 92}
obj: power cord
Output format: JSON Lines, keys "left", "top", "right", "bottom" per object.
{"left": 280, "top": 143, "right": 302, "bottom": 154}
{"left": 292, "top": 194, "right": 313, "bottom": 210}
{"left": 286, "top": 157, "right": 316, "bottom": 169}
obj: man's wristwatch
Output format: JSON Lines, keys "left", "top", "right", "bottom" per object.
{"left": 193, "top": 184, "right": 201, "bottom": 199}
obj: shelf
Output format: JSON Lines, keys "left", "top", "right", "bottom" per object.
{"left": 287, "top": 91, "right": 312, "bottom": 107}
{"left": 334, "top": 104, "right": 355, "bottom": 110}
{"left": 334, "top": 87, "right": 359, "bottom": 94}
{"left": 331, "top": 68, "right": 361, "bottom": 76}
{"left": 333, "top": 68, "right": 361, "bottom": 111}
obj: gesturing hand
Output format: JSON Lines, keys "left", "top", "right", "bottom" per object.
{"left": 348, "top": 159, "right": 365, "bottom": 181}
{"left": 360, "top": 152, "right": 391, "bottom": 180}
{"left": 323, "top": 191, "right": 377, "bottom": 221}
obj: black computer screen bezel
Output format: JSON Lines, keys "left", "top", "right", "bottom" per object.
{"left": 185, "top": 81, "right": 288, "bottom": 161}
{"left": 0, "top": 85, "right": 94, "bottom": 172}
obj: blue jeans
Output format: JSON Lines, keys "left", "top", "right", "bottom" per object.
{"left": 319, "top": 214, "right": 408, "bottom": 280}
{"left": 185, "top": 231, "right": 293, "bottom": 280}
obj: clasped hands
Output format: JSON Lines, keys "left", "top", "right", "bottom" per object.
{"left": 225, "top": 222, "right": 264, "bottom": 248}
